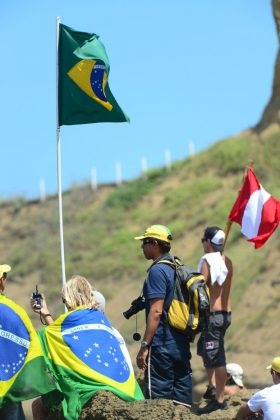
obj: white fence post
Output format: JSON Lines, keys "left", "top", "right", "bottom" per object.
{"left": 39, "top": 178, "right": 46, "bottom": 203}
{"left": 91, "top": 167, "right": 98, "bottom": 190}
{"left": 115, "top": 162, "right": 122, "bottom": 186}
{"left": 141, "top": 157, "right": 148, "bottom": 178}
{"left": 188, "top": 141, "right": 195, "bottom": 157}
{"left": 165, "top": 149, "right": 172, "bottom": 171}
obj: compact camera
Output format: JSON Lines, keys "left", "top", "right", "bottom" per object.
{"left": 32, "top": 285, "right": 42, "bottom": 309}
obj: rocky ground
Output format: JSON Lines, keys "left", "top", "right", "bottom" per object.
{"left": 45, "top": 388, "right": 259, "bottom": 420}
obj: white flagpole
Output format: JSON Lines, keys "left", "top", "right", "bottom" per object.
{"left": 56, "top": 16, "right": 66, "bottom": 288}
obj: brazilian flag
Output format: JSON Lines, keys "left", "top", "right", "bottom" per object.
{"left": 0, "top": 295, "right": 55, "bottom": 407}
{"left": 38, "top": 307, "right": 144, "bottom": 420}
{"left": 58, "top": 23, "right": 129, "bottom": 126}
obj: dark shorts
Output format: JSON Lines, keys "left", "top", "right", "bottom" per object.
{"left": 197, "top": 311, "right": 231, "bottom": 369}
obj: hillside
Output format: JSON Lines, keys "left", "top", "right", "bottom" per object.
{"left": 2, "top": 128, "right": 280, "bottom": 396}
{"left": 2, "top": 3, "right": 280, "bottom": 417}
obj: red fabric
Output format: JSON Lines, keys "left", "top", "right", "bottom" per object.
{"left": 228, "top": 169, "right": 260, "bottom": 224}
{"left": 250, "top": 196, "right": 280, "bottom": 248}
{"left": 228, "top": 169, "right": 280, "bottom": 248}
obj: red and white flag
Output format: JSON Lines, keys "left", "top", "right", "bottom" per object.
{"left": 228, "top": 168, "right": 280, "bottom": 248}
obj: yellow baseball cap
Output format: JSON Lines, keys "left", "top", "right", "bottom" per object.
{"left": 0, "top": 264, "right": 11, "bottom": 278}
{"left": 134, "top": 225, "right": 173, "bottom": 243}
{"left": 266, "top": 356, "right": 280, "bottom": 374}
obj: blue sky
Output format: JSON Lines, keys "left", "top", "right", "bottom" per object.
{"left": 0, "top": 0, "right": 277, "bottom": 199}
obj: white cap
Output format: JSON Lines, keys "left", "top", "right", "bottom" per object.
{"left": 211, "top": 230, "right": 225, "bottom": 245}
{"left": 0, "top": 264, "right": 11, "bottom": 278}
{"left": 93, "top": 290, "right": 106, "bottom": 313}
{"left": 226, "top": 363, "right": 244, "bottom": 387}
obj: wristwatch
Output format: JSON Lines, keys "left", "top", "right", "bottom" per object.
{"left": 140, "top": 340, "right": 149, "bottom": 349}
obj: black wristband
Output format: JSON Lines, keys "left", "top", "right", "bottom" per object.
{"left": 40, "top": 311, "right": 52, "bottom": 325}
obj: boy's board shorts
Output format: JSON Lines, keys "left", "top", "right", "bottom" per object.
{"left": 197, "top": 311, "right": 231, "bottom": 368}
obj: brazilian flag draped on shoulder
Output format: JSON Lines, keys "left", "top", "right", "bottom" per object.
{"left": 58, "top": 23, "right": 129, "bottom": 126}
{"left": 0, "top": 294, "right": 55, "bottom": 407}
{"left": 38, "top": 307, "right": 144, "bottom": 420}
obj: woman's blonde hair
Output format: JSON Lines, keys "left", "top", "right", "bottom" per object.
{"left": 62, "top": 275, "right": 98, "bottom": 310}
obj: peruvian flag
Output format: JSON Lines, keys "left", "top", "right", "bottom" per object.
{"left": 228, "top": 168, "right": 280, "bottom": 248}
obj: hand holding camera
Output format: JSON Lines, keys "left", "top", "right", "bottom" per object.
{"left": 30, "top": 285, "right": 48, "bottom": 314}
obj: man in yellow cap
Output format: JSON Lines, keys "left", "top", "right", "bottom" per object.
{"left": 237, "top": 356, "right": 280, "bottom": 419}
{"left": 134, "top": 225, "right": 192, "bottom": 409}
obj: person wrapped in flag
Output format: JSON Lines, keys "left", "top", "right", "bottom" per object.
{"left": 0, "top": 264, "right": 55, "bottom": 420}
{"left": 30, "top": 275, "right": 144, "bottom": 420}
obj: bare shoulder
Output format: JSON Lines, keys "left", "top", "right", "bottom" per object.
{"left": 200, "top": 258, "right": 210, "bottom": 281}
{"left": 224, "top": 255, "right": 233, "bottom": 273}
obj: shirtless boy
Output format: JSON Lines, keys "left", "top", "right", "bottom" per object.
{"left": 196, "top": 226, "right": 233, "bottom": 415}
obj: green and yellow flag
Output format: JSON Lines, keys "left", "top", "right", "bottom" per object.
{"left": 58, "top": 23, "right": 129, "bottom": 126}
{"left": 0, "top": 295, "right": 55, "bottom": 407}
{"left": 38, "top": 307, "right": 144, "bottom": 420}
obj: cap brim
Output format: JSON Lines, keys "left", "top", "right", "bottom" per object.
{"left": 266, "top": 364, "right": 272, "bottom": 370}
{"left": 0, "top": 264, "right": 11, "bottom": 273}
{"left": 232, "top": 376, "right": 244, "bottom": 387}
{"left": 134, "top": 235, "right": 145, "bottom": 240}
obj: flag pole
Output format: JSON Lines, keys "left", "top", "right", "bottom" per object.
{"left": 223, "top": 220, "right": 232, "bottom": 249}
{"left": 223, "top": 160, "right": 254, "bottom": 248}
{"left": 56, "top": 16, "right": 66, "bottom": 288}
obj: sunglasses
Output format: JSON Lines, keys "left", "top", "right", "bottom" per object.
{"left": 201, "top": 238, "right": 207, "bottom": 243}
{"left": 2, "top": 272, "right": 7, "bottom": 280}
{"left": 142, "top": 238, "right": 154, "bottom": 246}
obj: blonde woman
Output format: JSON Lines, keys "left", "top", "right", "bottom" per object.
{"left": 31, "top": 275, "right": 143, "bottom": 420}
{"left": 32, "top": 275, "right": 98, "bottom": 325}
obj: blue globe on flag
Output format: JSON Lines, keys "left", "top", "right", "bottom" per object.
{"left": 61, "top": 309, "right": 130, "bottom": 383}
{"left": 0, "top": 303, "right": 30, "bottom": 381}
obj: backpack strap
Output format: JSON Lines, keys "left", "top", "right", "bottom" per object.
{"left": 157, "top": 255, "right": 183, "bottom": 269}
{"left": 157, "top": 259, "right": 176, "bottom": 269}
{"left": 156, "top": 257, "right": 181, "bottom": 320}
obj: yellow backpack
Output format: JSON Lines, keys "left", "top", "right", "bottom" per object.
{"left": 158, "top": 256, "right": 210, "bottom": 337}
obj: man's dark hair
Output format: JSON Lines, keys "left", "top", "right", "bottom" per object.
{"left": 228, "top": 376, "right": 236, "bottom": 386}
{"left": 204, "top": 226, "right": 222, "bottom": 241}
{"left": 157, "top": 240, "right": 171, "bottom": 253}
{"left": 204, "top": 226, "right": 224, "bottom": 253}
{"left": 273, "top": 369, "right": 280, "bottom": 379}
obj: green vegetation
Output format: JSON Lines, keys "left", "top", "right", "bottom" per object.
{"left": 2, "top": 128, "right": 280, "bottom": 371}
{"left": 105, "top": 168, "right": 168, "bottom": 209}
{"left": 207, "top": 137, "right": 253, "bottom": 176}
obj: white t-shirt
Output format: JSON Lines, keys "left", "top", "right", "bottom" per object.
{"left": 248, "top": 383, "right": 280, "bottom": 420}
